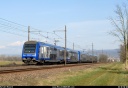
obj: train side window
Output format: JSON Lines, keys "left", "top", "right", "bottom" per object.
{"left": 59, "top": 50, "right": 63, "bottom": 56}
{"left": 66, "top": 50, "right": 68, "bottom": 56}
{"left": 54, "top": 48, "right": 57, "bottom": 51}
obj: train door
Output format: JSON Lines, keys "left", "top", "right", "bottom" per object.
{"left": 68, "top": 51, "right": 72, "bottom": 60}
{"left": 56, "top": 49, "right": 60, "bottom": 60}
{"left": 44, "top": 46, "right": 50, "bottom": 58}
{"left": 59, "top": 50, "right": 63, "bottom": 60}
{"left": 74, "top": 52, "right": 78, "bottom": 61}
{"left": 39, "top": 46, "right": 50, "bottom": 59}
{"left": 78, "top": 51, "right": 80, "bottom": 62}
{"left": 39, "top": 46, "right": 43, "bottom": 59}
{"left": 50, "top": 47, "right": 57, "bottom": 60}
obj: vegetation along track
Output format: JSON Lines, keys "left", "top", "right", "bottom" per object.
{"left": 0, "top": 63, "right": 101, "bottom": 74}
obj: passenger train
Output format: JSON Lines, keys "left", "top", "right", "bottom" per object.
{"left": 22, "top": 41, "right": 98, "bottom": 64}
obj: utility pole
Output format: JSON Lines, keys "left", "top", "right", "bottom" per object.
{"left": 92, "top": 43, "right": 94, "bottom": 63}
{"left": 28, "top": 26, "right": 41, "bottom": 41}
{"left": 28, "top": 26, "right": 30, "bottom": 41}
{"left": 53, "top": 25, "right": 67, "bottom": 65}
{"left": 64, "top": 25, "right": 67, "bottom": 66}
{"left": 54, "top": 38, "right": 56, "bottom": 46}
{"left": 73, "top": 42, "right": 74, "bottom": 50}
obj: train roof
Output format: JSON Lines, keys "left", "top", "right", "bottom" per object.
{"left": 38, "top": 42, "right": 65, "bottom": 50}
{"left": 24, "top": 41, "right": 80, "bottom": 52}
{"left": 24, "top": 41, "right": 37, "bottom": 44}
{"left": 37, "top": 41, "right": 78, "bottom": 51}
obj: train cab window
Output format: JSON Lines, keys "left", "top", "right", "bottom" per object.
{"left": 24, "top": 44, "right": 36, "bottom": 53}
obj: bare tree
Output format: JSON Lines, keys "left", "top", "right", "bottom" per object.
{"left": 109, "top": 3, "right": 128, "bottom": 68}
{"left": 119, "top": 44, "right": 125, "bottom": 63}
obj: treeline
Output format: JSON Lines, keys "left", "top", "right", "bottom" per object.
{"left": 0, "top": 55, "right": 21, "bottom": 61}
{"left": 98, "top": 44, "right": 125, "bottom": 63}
{"left": 98, "top": 54, "right": 118, "bottom": 63}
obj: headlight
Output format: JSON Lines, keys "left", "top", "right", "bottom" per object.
{"left": 23, "top": 54, "right": 26, "bottom": 56}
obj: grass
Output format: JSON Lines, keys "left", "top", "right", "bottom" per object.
{"left": 60, "top": 63, "right": 128, "bottom": 86}
{"left": 37, "top": 62, "right": 128, "bottom": 86}
{"left": 0, "top": 62, "right": 128, "bottom": 86}
{"left": 0, "top": 60, "right": 23, "bottom": 66}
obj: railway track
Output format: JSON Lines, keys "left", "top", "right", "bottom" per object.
{"left": 0, "top": 63, "right": 98, "bottom": 74}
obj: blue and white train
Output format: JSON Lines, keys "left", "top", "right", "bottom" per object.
{"left": 22, "top": 41, "right": 98, "bottom": 64}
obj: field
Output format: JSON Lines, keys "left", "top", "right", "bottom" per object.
{"left": 0, "top": 55, "right": 23, "bottom": 66}
{"left": 61, "top": 63, "right": 128, "bottom": 86}
{"left": 0, "top": 60, "right": 23, "bottom": 66}
{"left": 0, "top": 62, "right": 128, "bottom": 86}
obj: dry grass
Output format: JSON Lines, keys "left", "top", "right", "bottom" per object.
{"left": 0, "top": 61, "right": 23, "bottom": 66}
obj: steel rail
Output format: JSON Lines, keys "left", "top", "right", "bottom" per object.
{"left": 0, "top": 63, "right": 99, "bottom": 74}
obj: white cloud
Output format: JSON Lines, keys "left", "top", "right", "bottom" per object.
{"left": 0, "top": 46, "right": 6, "bottom": 49}
{"left": 0, "top": 41, "right": 25, "bottom": 55}
{"left": 0, "top": 41, "right": 25, "bottom": 49}
{"left": 8, "top": 41, "right": 25, "bottom": 47}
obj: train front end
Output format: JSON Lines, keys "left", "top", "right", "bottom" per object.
{"left": 22, "top": 41, "right": 38, "bottom": 64}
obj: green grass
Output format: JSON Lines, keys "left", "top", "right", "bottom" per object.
{"left": 60, "top": 63, "right": 128, "bottom": 86}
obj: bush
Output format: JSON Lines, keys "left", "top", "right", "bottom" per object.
{"left": 99, "top": 54, "right": 108, "bottom": 63}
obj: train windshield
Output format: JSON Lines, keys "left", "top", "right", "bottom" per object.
{"left": 24, "top": 44, "right": 36, "bottom": 53}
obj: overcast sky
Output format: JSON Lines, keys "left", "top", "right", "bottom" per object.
{"left": 0, "top": 0, "right": 126, "bottom": 55}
